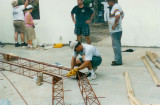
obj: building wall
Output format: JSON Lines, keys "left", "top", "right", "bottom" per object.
{"left": 119, "top": 0, "right": 160, "bottom": 47}
{"left": 1, "top": 0, "right": 160, "bottom": 47}
{"left": 0, "top": 0, "right": 76, "bottom": 44}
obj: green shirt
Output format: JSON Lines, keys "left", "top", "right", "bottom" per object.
{"left": 71, "top": 5, "right": 94, "bottom": 28}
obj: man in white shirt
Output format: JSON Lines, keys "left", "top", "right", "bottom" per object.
{"left": 67, "top": 41, "right": 102, "bottom": 80}
{"left": 107, "top": 0, "right": 124, "bottom": 66}
{"left": 11, "top": 0, "right": 28, "bottom": 47}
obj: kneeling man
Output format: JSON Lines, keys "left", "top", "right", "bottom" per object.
{"left": 67, "top": 41, "right": 102, "bottom": 80}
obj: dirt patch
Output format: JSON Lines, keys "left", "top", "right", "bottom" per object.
{"left": 81, "top": 23, "right": 110, "bottom": 43}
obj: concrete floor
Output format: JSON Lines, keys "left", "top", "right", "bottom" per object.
{"left": 0, "top": 39, "right": 160, "bottom": 105}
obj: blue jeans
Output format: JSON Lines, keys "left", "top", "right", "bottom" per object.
{"left": 111, "top": 31, "right": 122, "bottom": 64}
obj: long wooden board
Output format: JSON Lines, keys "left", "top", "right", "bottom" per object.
{"left": 128, "top": 93, "right": 143, "bottom": 105}
{"left": 146, "top": 51, "right": 160, "bottom": 69}
{"left": 141, "top": 56, "right": 160, "bottom": 87}
{"left": 124, "top": 72, "right": 136, "bottom": 105}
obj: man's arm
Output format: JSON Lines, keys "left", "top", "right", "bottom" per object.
{"left": 90, "top": 12, "right": 95, "bottom": 22}
{"left": 71, "top": 56, "right": 76, "bottom": 69}
{"left": 71, "top": 14, "right": 76, "bottom": 24}
{"left": 112, "top": 15, "right": 120, "bottom": 30}
{"left": 77, "top": 61, "right": 90, "bottom": 70}
{"left": 86, "top": 12, "right": 95, "bottom": 24}
{"left": 24, "top": 0, "right": 28, "bottom": 8}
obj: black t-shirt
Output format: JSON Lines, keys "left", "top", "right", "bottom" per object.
{"left": 71, "top": 5, "right": 94, "bottom": 28}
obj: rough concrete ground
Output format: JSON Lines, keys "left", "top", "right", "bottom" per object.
{"left": 0, "top": 36, "right": 160, "bottom": 105}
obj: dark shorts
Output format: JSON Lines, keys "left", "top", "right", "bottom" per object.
{"left": 79, "top": 56, "right": 102, "bottom": 67}
{"left": 74, "top": 26, "right": 90, "bottom": 36}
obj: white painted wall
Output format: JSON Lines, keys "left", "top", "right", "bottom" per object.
{"left": 0, "top": 0, "right": 76, "bottom": 44}
{"left": 119, "top": 0, "right": 160, "bottom": 47}
{"left": 1, "top": 0, "right": 160, "bottom": 47}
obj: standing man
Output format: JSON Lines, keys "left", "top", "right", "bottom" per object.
{"left": 71, "top": 0, "right": 95, "bottom": 44}
{"left": 11, "top": 0, "right": 28, "bottom": 47}
{"left": 67, "top": 41, "right": 102, "bottom": 80}
{"left": 107, "top": 0, "right": 124, "bottom": 66}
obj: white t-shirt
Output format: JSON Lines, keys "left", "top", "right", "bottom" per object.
{"left": 72, "top": 44, "right": 100, "bottom": 61}
{"left": 108, "top": 3, "right": 124, "bottom": 33}
{"left": 13, "top": 5, "right": 25, "bottom": 21}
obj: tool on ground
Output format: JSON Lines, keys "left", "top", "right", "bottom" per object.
{"left": 0, "top": 42, "right": 5, "bottom": 48}
{"left": 122, "top": 49, "right": 134, "bottom": 52}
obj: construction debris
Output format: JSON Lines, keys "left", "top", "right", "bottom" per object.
{"left": 146, "top": 51, "right": 160, "bottom": 69}
{"left": 128, "top": 94, "right": 143, "bottom": 105}
{"left": 123, "top": 72, "right": 160, "bottom": 105}
{"left": 0, "top": 52, "right": 102, "bottom": 105}
{"left": 122, "top": 49, "right": 135, "bottom": 52}
{"left": 141, "top": 56, "right": 160, "bottom": 87}
{"left": 0, "top": 42, "right": 5, "bottom": 48}
{"left": 36, "top": 73, "right": 43, "bottom": 86}
{"left": 3, "top": 53, "right": 18, "bottom": 61}
{"left": 124, "top": 72, "right": 136, "bottom": 105}
{"left": 54, "top": 43, "right": 63, "bottom": 48}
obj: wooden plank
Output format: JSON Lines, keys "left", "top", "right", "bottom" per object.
{"left": 124, "top": 72, "right": 134, "bottom": 95}
{"left": 152, "top": 53, "right": 159, "bottom": 58}
{"left": 153, "top": 52, "right": 160, "bottom": 69}
{"left": 155, "top": 62, "right": 160, "bottom": 69}
{"left": 124, "top": 72, "right": 160, "bottom": 105}
{"left": 146, "top": 51, "right": 160, "bottom": 69}
{"left": 128, "top": 93, "right": 143, "bottom": 105}
{"left": 145, "top": 104, "right": 160, "bottom": 105}
{"left": 124, "top": 72, "right": 136, "bottom": 105}
{"left": 146, "top": 51, "right": 156, "bottom": 63}
{"left": 141, "top": 56, "right": 160, "bottom": 87}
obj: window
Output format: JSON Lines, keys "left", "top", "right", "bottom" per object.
{"left": 18, "top": 0, "right": 40, "bottom": 20}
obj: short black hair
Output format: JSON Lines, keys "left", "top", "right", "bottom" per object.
{"left": 107, "top": 0, "right": 116, "bottom": 2}
{"left": 75, "top": 41, "right": 81, "bottom": 48}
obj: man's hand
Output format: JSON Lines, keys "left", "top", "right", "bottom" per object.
{"left": 85, "top": 20, "right": 91, "bottom": 24}
{"left": 112, "top": 15, "right": 120, "bottom": 30}
{"left": 67, "top": 68, "right": 78, "bottom": 77}
{"left": 73, "top": 19, "right": 76, "bottom": 24}
{"left": 24, "top": 0, "right": 28, "bottom": 8}
{"left": 112, "top": 24, "right": 117, "bottom": 30}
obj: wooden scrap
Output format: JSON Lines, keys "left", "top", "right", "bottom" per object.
{"left": 124, "top": 72, "right": 136, "bottom": 105}
{"left": 128, "top": 93, "right": 143, "bottom": 105}
{"left": 146, "top": 51, "right": 156, "bottom": 63}
{"left": 141, "top": 56, "right": 160, "bottom": 87}
{"left": 146, "top": 51, "right": 160, "bottom": 69}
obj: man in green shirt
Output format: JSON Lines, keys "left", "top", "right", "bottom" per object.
{"left": 71, "top": 0, "right": 95, "bottom": 44}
